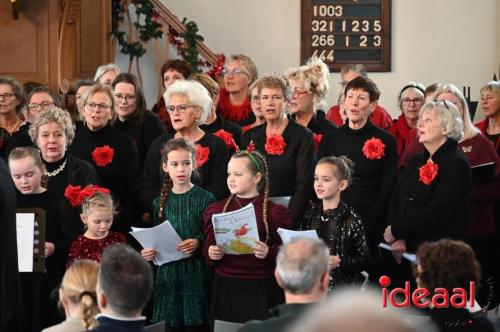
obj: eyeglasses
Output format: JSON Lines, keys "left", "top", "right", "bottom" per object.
{"left": 114, "top": 94, "right": 136, "bottom": 102}
{"left": 26, "top": 102, "right": 54, "bottom": 112}
{"left": 0, "top": 93, "right": 15, "bottom": 99}
{"left": 402, "top": 98, "right": 424, "bottom": 104}
{"left": 292, "top": 88, "right": 310, "bottom": 97}
{"left": 85, "top": 102, "right": 112, "bottom": 111}
{"left": 166, "top": 104, "right": 198, "bottom": 114}
{"left": 260, "top": 95, "right": 284, "bottom": 102}
{"left": 221, "top": 68, "right": 248, "bottom": 77}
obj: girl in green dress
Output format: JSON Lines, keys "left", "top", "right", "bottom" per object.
{"left": 141, "top": 138, "right": 215, "bottom": 331}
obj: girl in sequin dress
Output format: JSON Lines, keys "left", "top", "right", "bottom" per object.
{"left": 67, "top": 191, "right": 125, "bottom": 266}
{"left": 302, "top": 156, "right": 370, "bottom": 290}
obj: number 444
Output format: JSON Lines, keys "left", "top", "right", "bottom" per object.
{"left": 312, "top": 49, "right": 334, "bottom": 62}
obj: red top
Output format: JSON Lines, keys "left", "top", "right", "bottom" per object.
{"left": 67, "top": 231, "right": 126, "bottom": 266}
{"left": 388, "top": 114, "right": 418, "bottom": 157}
{"left": 399, "top": 133, "right": 500, "bottom": 237}
{"left": 217, "top": 88, "right": 253, "bottom": 125}
{"left": 327, "top": 104, "right": 393, "bottom": 130}
{"left": 203, "top": 195, "right": 292, "bottom": 279}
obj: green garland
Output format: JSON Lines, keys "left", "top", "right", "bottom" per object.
{"left": 111, "top": 0, "right": 163, "bottom": 61}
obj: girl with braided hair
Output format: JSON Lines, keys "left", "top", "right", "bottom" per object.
{"left": 141, "top": 137, "right": 215, "bottom": 331}
{"left": 203, "top": 147, "right": 293, "bottom": 324}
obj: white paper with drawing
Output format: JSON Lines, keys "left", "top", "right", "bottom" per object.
{"left": 16, "top": 213, "right": 35, "bottom": 272}
{"left": 277, "top": 228, "right": 319, "bottom": 244}
{"left": 130, "top": 221, "right": 190, "bottom": 266}
{"left": 211, "top": 203, "right": 259, "bottom": 255}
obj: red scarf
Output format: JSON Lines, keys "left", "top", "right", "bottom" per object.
{"left": 217, "top": 88, "right": 252, "bottom": 123}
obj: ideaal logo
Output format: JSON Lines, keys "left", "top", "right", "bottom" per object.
{"left": 379, "top": 276, "right": 476, "bottom": 309}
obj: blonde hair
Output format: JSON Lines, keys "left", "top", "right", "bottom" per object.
{"left": 60, "top": 259, "right": 100, "bottom": 330}
{"left": 419, "top": 100, "right": 464, "bottom": 142}
{"left": 286, "top": 57, "right": 330, "bottom": 100}
{"left": 189, "top": 73, "right": 219, "bottom": 100}
{"left": 8, "top": 147, "right": 47, "bottom": 188}
{"left": 81, "top": 84, "right": 116, "bottom": 123}
{"left": 29, "top": 106, "right": 75, "bottom": 146}
{"left": 435, "top": 83, "right": 479, "bottom": 140}
{"left": 81, "top": 191, "right": 116, "bottom": 216}
{"left": 253, "top": 73, "right": 292, "bottom": 102}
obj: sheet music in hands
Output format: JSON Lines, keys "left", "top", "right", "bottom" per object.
{"left": 130, "top": 221, "right": 190, "bottom": 266}
{"left": 16, "top": 213, "right": 35, "bottom": 272}
{"left": 277, "top": 228, "right": 319, "bottom": 244}
{"left": 211, "top": 203, "right": 259, "bottom": 255}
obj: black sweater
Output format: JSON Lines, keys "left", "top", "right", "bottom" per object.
{"left": 318, "top": 121, "right": 397, "bottom": 239}
{"left": 291, "top": 110, "right": 336, "bottom": 135}
{"left": 69, "top": 124, "right": 140, "bottom": 232}
{"left": 243, "top": 120, "right": 315, "bottom": 227}
{"left": 200, "top": 115, "right": 243, "bottom": 150}
{"left": 113, "top": 111, "right": 166, "bottom": 167}
{"left": 389, "top": 139, "right": 471, "bottom": 252}
{"left": 135, "top": 132, "right": 231, "bottom": 212}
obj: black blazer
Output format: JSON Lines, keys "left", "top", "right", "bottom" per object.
{"left": 389, "top": 139, "right": 472, "bottom": 252}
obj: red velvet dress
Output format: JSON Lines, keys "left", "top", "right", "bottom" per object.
{"left": 67, "top": 231, "right": 126, "bottom": 266}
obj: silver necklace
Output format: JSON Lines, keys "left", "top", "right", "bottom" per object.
{"left": 45, "top": 159, "right": 67, "bottom": 177}
{"left": 235, "top": 195, "right": 259, "bottom": 208}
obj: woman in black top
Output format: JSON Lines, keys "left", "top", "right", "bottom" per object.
{"left": 243, "top": 73, "right": 314, "bottom": 227}
{"left": 29, "top": 106, "right": 100, "bottom": 239}
{"left": 319, "top": 76, "right": 397, "bottom": 250}
{"left": 135, "top": 80, "right": 230, "bottom": 214}
{"left": 384, "top": 100, "right": 471, "bottom": 254}
{"left": 69, "top": 84, "right": 140, "bottom": 233}
{"left": 112, "top": 73, "right": 166, "bottom": 166}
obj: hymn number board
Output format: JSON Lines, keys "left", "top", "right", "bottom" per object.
{"left": 301, "top": 0, "right": 391, "bottom": 72}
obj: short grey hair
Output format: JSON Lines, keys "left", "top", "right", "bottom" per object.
{"left": 94, "top": 63, "right": 121, "bottom": 83}
{"left": 29, "top": 106, "right": 75, "bottom": 147}
{"left": 230, "top": 54, "right": 258, "bottom": 84}
{"left": 163, "top": 80, "right": 212, "bottom": 125}
{"left": 340, "top": 64, "right": 367, "bottom": 78}
{"left": 276, "top": 237, "right": 329, "bottom": 294}
{"left": 419, "top": 100, "right": 464, "bottom": 142}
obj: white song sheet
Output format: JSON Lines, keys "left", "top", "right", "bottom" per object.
{"left": 211, "top": 203, "right": 259, "bottom": 255}
{"left": 277, "top": 228, "right": 319, "bottom": 244}
{"left": 16, "top": 213, "right": 35, "bottom": 272}
{"left": 378, "top": 242, "right": 417, "bottom": 263}
{"left": 130, "top": 221, "right": 190, "bottom": 266}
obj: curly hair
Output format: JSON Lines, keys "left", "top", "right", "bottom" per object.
{"left": 415, "top": 239, "right": 480, "bottom": 293}
{"left": 29, "top": 106, "right": 75, "bottom": 147}
{"left": 286, "top": 57, "right": 330, "bottom": 100}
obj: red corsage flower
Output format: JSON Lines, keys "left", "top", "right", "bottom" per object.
{"left": 91, "top": 145, "right": 114, "bottom": 167}
{"left": 64, "top": 185, "right": 83, "bottom": 207}
{"left": 265, "top": 134, "right": 287, "bottom": 156}
{"left": 214, "top": 129, "right": 238, "bottom": 150}
{"left": 419, "top": 160, "right": 439, "bottom": 185}
{"left": 313, "top": 134, "right": 323, "bottom": 153}
{"left": 195, "top": 144, "right": 210, "bottom": 167}
{"left": 64, "top": 184, "right": 110, "bottom": 207}
{"left": 362, "top": 137, "right": 385, "bottom": 160}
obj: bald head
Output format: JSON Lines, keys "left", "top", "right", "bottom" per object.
{"left": 275, "top": 237, "right": 329, "bottom": 294}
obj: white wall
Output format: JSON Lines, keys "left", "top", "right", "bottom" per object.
{"left": 116, "top": 0, "right": 500, "bottom": 118}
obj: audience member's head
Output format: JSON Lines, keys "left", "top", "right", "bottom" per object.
{"left": 59, "top": 259, "right": 100, "bottom": 330}
{"left": 275, "top": 237, "right": 329, "bottom": 299}
{"left": 290, "top": 287, "right": 435, "bottom": 332}
{"left": 97, "top": 244, "right": 153, "bottom": 317}
{"left": 415, "top": 239, "right": 480, "bottom": 294}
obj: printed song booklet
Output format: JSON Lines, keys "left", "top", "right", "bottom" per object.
{"left": 211, "top": 203, "right": 259, "bottom": 254}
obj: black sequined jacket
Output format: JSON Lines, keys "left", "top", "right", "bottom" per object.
{"left": 302, "top": 201, "right": 370, "bottom": 287}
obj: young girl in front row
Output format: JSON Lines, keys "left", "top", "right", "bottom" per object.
{"left": 67, "top": 191, "right": 126, "bottom": 265}
{"left": 141, "top": 138, "right": 215, "bottom": 332}
{"left": 9, "top": 147, "right": 67, "bottom": 331}
{"left": 301, "top": 156, "right": 370, "bottom": 291}
{"left": 203, "top": 148, "right": 293, "bottom": 323}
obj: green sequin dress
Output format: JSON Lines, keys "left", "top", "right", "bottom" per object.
{"left": 151, "top": 185, "right": 216, "bottom": 327}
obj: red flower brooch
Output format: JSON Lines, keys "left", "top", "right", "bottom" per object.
{"left": 362, "top": 137, "right": 385, "bottom": 160}
{"left": 64, "top": 184, "right": 110, "bottom": 207}
{"left": 195, "top": 144, "right": 210, "bottom": 167}
{"left": 419, "top": 160, "right": 439, "bottom": 185}
{"left": 313, "top": 134, "right": 323, "bottom": 153}
{"left": 265, "top": 134, "right": 287, "bottom": 156}
{"left": 91, "top": 145, "right": 114, "bottom": 167}
{"left": 214, "top": 129, "right": 238, "bottom": 150}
